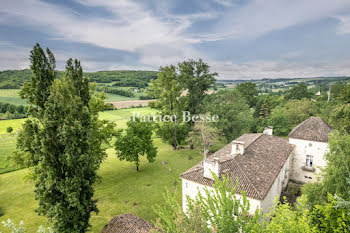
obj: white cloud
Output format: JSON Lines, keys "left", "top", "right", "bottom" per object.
{"left": 334, "top": 15, "right": 350, "bottom": 34}
{"left": 212, "top": 0, "right": 235, "bottom": 7}
{"left": 1, "top": 0, "right": 350, "bottom": 79}
{"left": 211, "top": 60, "right": 350, "bottom": 80}
{"left": 0, "top": 0, "right": 212, "bottom": 69}
{"left": 213, "top": 0, "right": 350, "bottom": 40}
{"left": 280, "top": 50, "right": 303, "bottom": 59}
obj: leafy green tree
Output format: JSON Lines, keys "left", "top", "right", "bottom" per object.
{"left": 153, "top": 174, "right": 261, "bottom": 233}
{"left": 267, "top": 99, "right": 317, "bottom": 136}
{"left": 6, "top": 126, "right": 13, "bottom": 134}
{"left": 303, "top": 131, "right": 350, "bottom": 206}
{"left": 153, "top": 189, "right": 211, "bottom": 233}
{"left": 148, "top": 65, "right": 188, "bottom": 149}
{"left": 156, "top": 121, "right": 189, "bottom": 150}
{"left": 178, "top": 59, "right": 217, "bottom": 117}
{"left": 20, "top": 43, "right": 56, "bottom": 117}
{"left": 335, "top": 177, "right": 350, "bottom": 215}
{"left": 197, "top": 174, "right": 261, "bottom": 233}
{"left": 329, "top": 103, "right": 350, "bottom": 133}
{"left": 188, "top": 119, "right": 222, "bottom": 158}
{"left": 259, "top": 95, "right": 272, "bottom": 124}
{"left": 204, "top": 90, "right": 253, "bottom": 142}
{"left": 311, "top": 194, "right": 350, "bottom": 232}
{"left": 236, "top": 82, "right": 259, "bottom": 108}
{"left": 267, "top": 106, "right": 290, "bottom": 136}
{"left": 331, "top": 82, "right": 350, "bottom": 104}
{"left": 285, "top": 83, "right": 312, "bottom": 101}
{"left": 12, "top": 45, "right": 114, "bottom": 232}
{"left": 115, "top": 117, "right": 157, "bottom": 171}
{"left": 263, "top": 196, "right": 315, "bottom": 233}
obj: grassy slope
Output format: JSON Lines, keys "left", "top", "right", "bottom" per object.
{"left": 0, "top": 89, "right": 27, "bottom": 106}
{"left": 0, "top": 108, "right": 202, "bottom": 232}
{"left": 0, "top": 89, "right": 142, "bottom": 105}
{"left": 0, "top": 118, "right": 27, "bottom": 174}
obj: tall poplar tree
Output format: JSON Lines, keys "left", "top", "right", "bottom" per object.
{"left": 13, "top": 44, "right": 113, "bottom": 232}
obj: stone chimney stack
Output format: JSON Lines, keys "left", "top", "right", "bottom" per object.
{"left": 231, "top": 141, "right": 245, "bottom": 155}
{"left": 203, "top": 157, "right": 220, "bottom": 180}
{"left": 263, "top": 126, "right": 273, "bottom": 135}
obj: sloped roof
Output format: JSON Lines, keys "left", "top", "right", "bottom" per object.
{"left": 100, "top": 214, "right": 158, "bottom": 233}
{"left": 180, "top": 133, "right": 294, "bottom": 200}
{"left": 289, "top": 117, "right": 332, "bottom": 142}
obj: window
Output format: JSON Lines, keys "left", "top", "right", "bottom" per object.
{"left": 306, "top": 155, "right": 313, "bottom": 167}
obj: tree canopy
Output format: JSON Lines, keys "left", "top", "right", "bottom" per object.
{"left": 115, "top": 117, "right": 157, "bottom": 171}
{"left": 12, "top": 44, "right": 114, "bottom": 232}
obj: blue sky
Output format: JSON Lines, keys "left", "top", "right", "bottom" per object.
{"left": 1, "top": 0, "right": 350, "bottom": 79}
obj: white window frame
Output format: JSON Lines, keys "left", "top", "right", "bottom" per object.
{"left": 306, "top": 155, "right": 313, "bottom": 168}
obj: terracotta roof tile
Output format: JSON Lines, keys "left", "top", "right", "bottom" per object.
{"left": 180, "top": 134, "right": 294, "bottom": 200}
{"left": 289, "top": 117, "right": 332, "bottom": 142}
{"left": 100, "top": 214, "right": 158, "bottom": 233}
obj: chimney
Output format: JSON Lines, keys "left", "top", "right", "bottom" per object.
{"left": 203, "top": 157, "right": 220, "bottom": 180}
{"left": 231, "top": 141, "right": 245, "bottom": 155}
{"left": 263, "top": 126, "right": 273, "bottom": 135}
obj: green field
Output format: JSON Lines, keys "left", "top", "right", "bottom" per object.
{"left": 104, "top": 93, "right": 137, "bottom": 102}
{"left": 0, "top": 89, "right": 27, "bottom": 106}
{"left": 0, "top": 108, "right": 201, "bottom": 232}
{"left": 0, "top": 89, "right": 145, "bottom": 105}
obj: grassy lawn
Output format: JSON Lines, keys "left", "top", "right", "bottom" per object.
{"left": 0, "top": 107, "right": 202, "bottom": 232}
{"left": 0, "top": 89, "right": 27, "bottom": 106}
{"left": 0, "top": 134, "right": 18, "bottom": 174}
{"left": 0, "top": 118, "right": 27, "bottom": 174}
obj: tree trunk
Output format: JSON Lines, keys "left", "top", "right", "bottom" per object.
{"left": 173, "top": 124, "right": 177, "bottom": 150}
{"left": 136, "top": 156, "right": 139, "bottom": 171}
{"left": 190, "top": 143, "right": 194, "bottom": 149}
{"left": 203, "top": 146, "right": 208, "bottom": 159}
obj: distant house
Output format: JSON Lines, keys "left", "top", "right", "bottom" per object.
{"left": 289, "top": 117, "right": 332, "bottom": 183}
{"left": 180, "top": 117, "right": 332, "bottom": 215}
{"left": 100, "top": 214, "right": 159, "bottom": 233}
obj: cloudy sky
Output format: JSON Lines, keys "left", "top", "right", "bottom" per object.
{"left": 1, "top": 0, "right": 350, "bottom": 79}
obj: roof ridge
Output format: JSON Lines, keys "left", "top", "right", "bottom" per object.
{"left": 245, "top": 133, "right": 263, "bottom": 151}
{"left": 232, "top": 158, "right": 263, "bottom": 199}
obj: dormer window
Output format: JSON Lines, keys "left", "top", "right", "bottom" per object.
{"left": 231, "top": 141, "right": 245, "bottom": 155}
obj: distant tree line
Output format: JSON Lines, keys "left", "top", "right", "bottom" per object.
{"left": 0, "top": 102, "right": 28, "bottom": 119}
{"left": 0, "top": 69, "right": 157, "bottom": 89}
{"left": 96, "top": 86, "right": 135, "bottom": 97}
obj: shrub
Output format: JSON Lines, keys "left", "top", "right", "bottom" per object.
{"left": 7, "top": 126, "right": 13, "bottom": 134}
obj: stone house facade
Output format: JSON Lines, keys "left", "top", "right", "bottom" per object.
{"left": 180, "top": 116, "right": 332, "bottom": 215}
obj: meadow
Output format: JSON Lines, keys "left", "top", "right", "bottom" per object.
{"left": 0, "top": 108, "right": 203, "bottom": 232}
{"left": 0, "top": 89, "right": 141, "bottom": 105}
{"left": 0, "top": 89, "right": 27, "bottom": 106}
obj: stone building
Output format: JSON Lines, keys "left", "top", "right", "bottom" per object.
{"left": 289, "top": 116, "right": 332, "bottom": 183}
{"left": 180, "top": 116, "right": 332, "bottom": 215}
